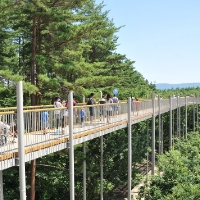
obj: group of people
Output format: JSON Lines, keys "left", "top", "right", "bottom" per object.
{"left": 43, "top": 93, "right": 120, "bottom": 134}
{"left": 1, "top": 94, "right": 140, "bottom": 138}
{"left": 42, "top": 94, "right": 86, "bottom": 134}
{"left": 87, "top": 93, "right": 119, "bottom": 124}
{"left": 131, "top": 97, "right": 140, "bottom": 115}
{"left": 43, "top": 95, "right": 80, "bottom": 134}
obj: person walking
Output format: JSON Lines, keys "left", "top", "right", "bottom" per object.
{"left": 80, "top": 107, "right": 86, "bottom": 127}
{"left": 105, "top": 94, "right": 113, "bottom": 123}
{"left": 87, "top": 93, "right": 96, "bottom": 124}
{"left": 99, "top": 95, "right": 106, "bottom": 121}
{"left": 112, "top": 94, "right": 119, "bottom": 116}
{"left": 0, "top": 114, "right": 10, "bottom": 134}
{"left": 131, "top": 97, "right": 135, "bottom": 115}
{"left": 54, "top": 96, "right": 62, "bottom": 133}
{"left": 135, "top": 98, "right": 140, "bottom": 115}
{"left": 41, "top": 111, "right": 49, "bottom": 134}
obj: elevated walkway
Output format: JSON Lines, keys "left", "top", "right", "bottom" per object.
{"left": 0, "top": 96, "right": 195, "bottom": 170}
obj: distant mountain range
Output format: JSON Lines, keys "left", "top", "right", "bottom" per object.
{"left": 156, "top": 83, "right": 200, "bottom": 90}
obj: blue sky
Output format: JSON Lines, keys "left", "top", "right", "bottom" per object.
{"left": 95, "top": 0, "right": 200, "bottom": 84}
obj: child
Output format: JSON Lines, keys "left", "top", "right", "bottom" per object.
{"left": 80, "top": 107, "right": 86, "bottom": 127}
{"left": 41, "top": 111, "right": 49, "bottom": 134}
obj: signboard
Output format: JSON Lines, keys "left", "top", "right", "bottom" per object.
{"left": 113, "top": 89, "right": 118, "bottom": 95}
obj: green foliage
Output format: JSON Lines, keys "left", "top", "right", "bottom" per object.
{"left": 139, "top": 131, "right": 200, "bottom": 200}
{"left": 0, "top": 87, "right": 16, "bottom": 107}
{"left": 2, "top": 121, "right": 149, "bottom": 199}
{"left": 1, "top": 0, "right": 200, "bottom": 199}
{"left": 0, "top": 0, "right": 154, "bottom": 106}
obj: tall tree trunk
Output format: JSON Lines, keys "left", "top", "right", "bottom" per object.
{"left": 30, "top": 3, "right": 37, "bottom": 200}
{"left": 31, "top": 3, "right": 37, "bottom": 106}
{"left": 30, "top": 159, "right": 37, "bottom": 200}
{"left": 36, "top": 16, "right": 42, "bottom": 105}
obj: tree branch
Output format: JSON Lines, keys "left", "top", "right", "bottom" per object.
{"left": 37, "top": 163, "right": 67, "bottom": 171}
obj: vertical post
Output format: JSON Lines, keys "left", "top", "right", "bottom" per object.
{"left": 158, "top": 95, "right": 161, "bottom": 154}
{"left": 128, "top": 97, "right": 132, "bottom": 200}
{"left": 185, "top": 96, "right": 187, "bottom": 138}
{"left": 100, "top": 91, "right": 102, "bottom": 99}
{"left": 83, "top": 94, "right": 86, "bottom": 200}
{"left": 83, "top": 143, "right": 86, "bottom": 200}
{"left": 176, "top": 96, "right": 179, "bottom": 138}
{"left": 146, "top": 120, "right": 149, "bottom": 176}
{"left": 193, "top": 98, "right": 195, "bottom": 132}
{"left": 172, "top": 109, "right": 174, "bottom": 146}
{"left": 196, "top": 96, "right": 198, "bottom": 132}
{"left": 178, "top": 96, "right": 181, "bottom": 138}
{"left": 151, "top": 92, "right": 155, "bottom": 175}
{"left": 100, "top": 136, "right": 103, "bottom": 200}
{"left": 161, "top": 116, "right": 163, "bottom": 154}
{"left": 169, "top": 96, "right": 172, "bottom": 148}
{"left": 69, "top": 91, "right": 74, "bottom": 200}
{"left": 0, "top": 170, "right": 3, "bottom": 200}
{"left": 17, "top": 81, "right": 26, "bottom": 200}
{"left": 82, "top": 95, "right": 85, "bottom": 104}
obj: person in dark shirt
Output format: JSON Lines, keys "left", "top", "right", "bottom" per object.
{"left": 87, "top": 93, "right": 96, "bottom": 124}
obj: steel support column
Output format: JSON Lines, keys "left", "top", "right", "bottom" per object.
{"left": 151, "top": 92, "right": 155, "bottom": 175}
{"left": 0, "top": 170, "right": 3, "bottom": 200}
{"left": 178, "top": 96, "right": 181, "bottom": 138}
{"left": 83, "top": 143, "right": 86, "bottom": 200}
{"left": 100, "top": 91, "right": 102, "bottom": 99}
{"left": 69, "top": 91, "right": 75, "bottom": 200}
{"left": 185, "top": 96, "right": 187, "bottom": 138}
{"left": 17, "top": 81, "right": 26, "bottom": 200}
{"left": 169, "top": 96, "right": 172, "bottom": 148}
{"left": 146, "top": 120, "right": 149, "bottom": 176}
{"left": 193, "top": 99, "right": 195, "bottom": 132}
{"left": 196, "top": 96, "right": 199, "bottom": 131}
{"left": 177, "top": 96, "right": 179, "bottom": 138}
{"left": 82, "top": 95, "right": 85, "bottom": 104}
{"left": 158, "top": 95, "right": 161, "bottom": 154}
{"left": 100, "top": 136, "right": 103, "bottom": 200}
{"left": 128, "top": 97, "right": 132, "bottom": 200}
{"left": 82, "top": 94, "right": 86, "bottom": 200}
{"left": 161, "top": 117, "right": 163, "bottom": 154}
{"left": 172, "top": 109, "right": 174, "bottom": 146}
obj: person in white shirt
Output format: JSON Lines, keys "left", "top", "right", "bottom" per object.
{"left": 105, "top": 94, "right": 113, "bottom": 123}
{"left": 0, "top": 115, "right": 11, "bottom": 145}
{"left": 0, "top": 115, "right": 10, "bottom": 134}
{"left": 99, "top": 95, "right": 106, "bottom": 121}
{"left": 54, "top": 96, "right": 62, "bottom": 133}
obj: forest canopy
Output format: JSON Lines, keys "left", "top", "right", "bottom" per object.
{"left": 0, "top": 0, "right": 155, "bottom": 106}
